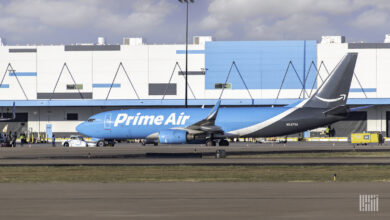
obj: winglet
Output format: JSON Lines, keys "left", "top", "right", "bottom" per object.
{"left": 12, "top": 102, "right": 16, "bottom": 119}
{"left": 207, "top": 100, "right": 221, "bottom": 121}
{"left": 185, "top": 100, "right": 223, "bottom": 134}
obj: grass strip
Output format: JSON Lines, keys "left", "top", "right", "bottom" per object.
{"left": 221, "top": 151, "right": 390, "bottom": 158}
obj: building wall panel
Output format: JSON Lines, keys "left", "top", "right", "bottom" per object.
{"left": 205, "top": 41, "right": 317, "bottom": 95}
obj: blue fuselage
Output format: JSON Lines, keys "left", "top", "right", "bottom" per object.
{"left": 76, "top": 107, "right": 289, "bottom": 139}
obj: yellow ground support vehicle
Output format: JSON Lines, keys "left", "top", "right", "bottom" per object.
{"left": 350, "top": 133, "right": 384, "bottom": 145}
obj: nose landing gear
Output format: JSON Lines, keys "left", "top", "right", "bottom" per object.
{"left": 206, "top": 139, "right": 229, "bottom": 146}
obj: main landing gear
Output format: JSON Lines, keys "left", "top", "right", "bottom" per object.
{"left": 141, "top": 139, "right": 159, "bottom": 146}
{"left": 218, "top": 139, "right": 229, "bottom": 146}
{"left": 205, "top": 139, "right": 229, "bottom": 146}
{"left": 206, "top": 139, "right": 216, "bottom": 146}
{"left": 97, "top": 140, "right": 115, "bottom": 147}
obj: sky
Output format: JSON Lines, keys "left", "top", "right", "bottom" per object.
{"left": 0, "top": 0, "right": 389, "bottom": 45}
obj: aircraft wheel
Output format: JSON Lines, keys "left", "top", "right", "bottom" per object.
{"left": 153, "top": 142, "right": 158, "bottom": 146}
{"left": 206, "top": 139, "right": 216, "bottom": 146}
{"left": 97, "top": 141, "right": 104, "bottom": 147}
{"left": 219, "top": 140, "right": 229, "bottom": 146}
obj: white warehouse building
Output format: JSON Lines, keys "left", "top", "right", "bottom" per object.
{"left": 0, "top": 35, "right": 389, "bottom": 138}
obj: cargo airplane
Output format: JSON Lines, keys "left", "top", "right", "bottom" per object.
{"left": 77, "top": 53, "right": 359, "bottom": 146}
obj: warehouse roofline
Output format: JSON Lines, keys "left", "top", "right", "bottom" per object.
{"left": 0, "top": 98, "right": 386, "bottom": 107}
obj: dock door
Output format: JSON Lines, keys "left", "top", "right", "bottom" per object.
{"left": 386, "top": 112, "right": 390, "bottom": 137}
{"left": 332, "top": 112, "right": 367, "bottom": 137}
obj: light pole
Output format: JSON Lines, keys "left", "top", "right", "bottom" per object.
{"left": 178, "top": 0, "right": 194, "bottom": 108}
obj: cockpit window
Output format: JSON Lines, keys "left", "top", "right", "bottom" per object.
{"left": 87, "top": 118, "right": 95, "bottom": 122}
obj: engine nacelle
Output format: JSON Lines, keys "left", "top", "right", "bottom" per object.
{"left": 158, "top": 129, "right": 187, "bottom": 144}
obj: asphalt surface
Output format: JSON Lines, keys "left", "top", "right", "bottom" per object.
{"left": 0, "top": 182, "right": 388, "bottom": 220}
{"left": 1, "top": 143, "right": 389, "bottom": 219}
{"left": 1, "top": 142, "right": 390, "bottom": 166}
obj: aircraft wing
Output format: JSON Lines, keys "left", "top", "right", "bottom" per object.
{"left": 185, "top": 100, "right": 224, "bottom": 134}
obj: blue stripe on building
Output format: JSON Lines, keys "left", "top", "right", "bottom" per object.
{"left": 93, "top": 83, "right": 121, "bottom": 88}
{"left": 204, "top": 41, "right": 317, "bottom": 90}
{"left": 349, "top": 88, "right": 376, "bottom": 92}
{"left": 9, "top": 72, "right": 37, "bottom": 76}
{"left": 0, "top": 84, "right": 9, "bottom": 88}
{"left": 176, "top": 50, "right": 205, "bottom": 54}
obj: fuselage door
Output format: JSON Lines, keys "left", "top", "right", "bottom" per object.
{"left": 104, "top": 113, "right": 112, "bottom": 129}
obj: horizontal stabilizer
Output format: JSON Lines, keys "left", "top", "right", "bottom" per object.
{"left": 350, "top": 105, "right": 374, "bottom": 112}
{"left": 323, "top": 105, "right": 349, "bottom": 116}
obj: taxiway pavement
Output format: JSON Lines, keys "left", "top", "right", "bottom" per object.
{"left": 0, "top": 182, "right": 388, "bottom": 220}
{"left": 1, "top": 143, "right": 390, "bottom": 166}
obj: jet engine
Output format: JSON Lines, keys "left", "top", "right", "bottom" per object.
{"left": 158, "top": 129, "right": 188, "bottom": 144}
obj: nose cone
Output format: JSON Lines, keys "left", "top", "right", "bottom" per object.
{"left": 76, "top": 122, "right": 87, "bottom": 135}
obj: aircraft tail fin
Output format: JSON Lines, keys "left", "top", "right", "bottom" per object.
{"left": 304, "top": 53, "right": 358, "bottom": 108}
